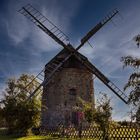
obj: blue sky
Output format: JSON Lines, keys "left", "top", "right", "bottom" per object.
{"left": 0, "top": 0, "right": 140, "bottom": 120}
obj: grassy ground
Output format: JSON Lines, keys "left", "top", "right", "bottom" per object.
{"left": 0, "top": 129, "right": 83, "bottom": 140}
{"left": 0, "top": 129, "right": 52, "bottom": 140}
{"left": 0, "top": 135, "right": 87, "bottom": 140}
{"left": 0, "top": 135, "right": 64, "bottom": 140}
{"left": 0, "top": 135, "right": 49, "bottom": 140}
{"left": 0, "top": 130, "right": 85, "bottom": 140}
{"left": 0, "top": 128, "right": 89, "bottom": 140}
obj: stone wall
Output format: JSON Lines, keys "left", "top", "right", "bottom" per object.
{"left": 41, "top": 68, "right": 94, "bottom": 128}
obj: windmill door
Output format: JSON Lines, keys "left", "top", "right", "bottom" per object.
{"left": 71, "top": 112, "right": 78, "bottom": 126}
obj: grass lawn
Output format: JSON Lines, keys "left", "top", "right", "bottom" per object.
{"left": 0, "top": 135, "right": 87, "bottom": 140}
{"left": 0, "top": 135, "right": 50, "bottom": 140}
{"left": 0, "top": 129, "right": 87, "bottom": 140}
{"left": 0, "top": 129, "right": 88, "bottom": 140}
{"left": 0, "top": 129, "right": 56, "bottom": 140}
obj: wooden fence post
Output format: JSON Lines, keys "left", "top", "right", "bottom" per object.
{"left": 136, "top": 126, "right": 139, "bottom": 140}
{"left": 78, "top": 122, "right": 82, "bottom": 138}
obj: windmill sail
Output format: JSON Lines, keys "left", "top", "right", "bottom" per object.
{"left": 0, "top": 70, "right": 44, "bottom": 102}
{"left": 73, "top": 54, "right": 129, "bottom": 104}
{"left": 89, "top": 64, "right": 129, "bottom": 104}
{"left": 25, "top": 69, "right": 44, "bottom": 95}
{"left": 27, "top": 53, "right": 72, "bottom": 100}
{"left": 76, "top": 10, "right": 119, "bottom": 50}
{"left": 18, "top": 69, "right": 44, "bottom": 99}
{"left": 18, "top": 4, "right": 74, "bottom": 51}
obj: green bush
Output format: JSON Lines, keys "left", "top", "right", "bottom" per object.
{"left": 1, "top": 74, "right": 41, "bottom": 136}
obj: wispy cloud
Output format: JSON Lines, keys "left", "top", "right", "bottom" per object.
{"left": 79, "top": 5, "right": 140, "bottom": 77}
{"left": 6, "top": 0, "right": 81, "bottom": 51}
{"left": 6, "top": 16, "right": 30, "bottom": 45}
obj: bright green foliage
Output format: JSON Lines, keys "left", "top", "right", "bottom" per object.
{"left": 95, "top": 94, "right": 112, "bottom": 125}
{"left": 0, "top": 74, "right": 41, "bottom": 135}
{"left": 94, "top": 93, "right": 112, "bottom": 139}
{"left": 84, "top": 109, "right": 94, "bottom": 123}
{"left": 77, "top": 93, "right": 112, "bottom": 139}
{"left": 77, "top": 97, "right": 95, "bottom": 123}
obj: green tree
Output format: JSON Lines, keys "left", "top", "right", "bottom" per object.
{"left": 0, "top": 105, "right": 5, "bottom": 128}
{"left": 77, "top": 97, "right": 95, "bottom": 123}
{"left": 77, "top": 93, "right": 112, "bottom": 139}
{"left": 0, "top": 74, "right": 41, "bottom": 135}
{"left": 134, "top": 34, "right": 140, "bottom": 47}
{"left": 94, "top": 93, "right": 112, "bottom": 140}
{"left": 121, "top": 34, "right": 140, "bottom": 125}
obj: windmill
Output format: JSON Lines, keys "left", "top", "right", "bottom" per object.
{"left": 18, "top": 4, "right": 129, "bottom": 128}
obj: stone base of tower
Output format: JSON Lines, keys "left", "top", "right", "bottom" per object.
{"left": 41, "top": 105, "right": 86, "bottom": 129}
{"left": 41, "top": 67, "right": 94, "bottom": 129}
{"left": 41, "top": 109, "right": 65, "bottom": 129}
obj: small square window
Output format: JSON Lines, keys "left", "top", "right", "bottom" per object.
{"left": 69, "top": 88, "right": 76, "bottom": 96}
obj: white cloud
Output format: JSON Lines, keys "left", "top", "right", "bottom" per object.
{"left": 6, "top": 16, "right": 30, "bottom": 45}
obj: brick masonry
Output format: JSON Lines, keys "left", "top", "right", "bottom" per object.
{"left": 41, "top": 58, "right": 94, "bottom": 128}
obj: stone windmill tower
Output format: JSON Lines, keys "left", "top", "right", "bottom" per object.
{"left": 18, "top": 4, "right": 129, "bottom": 128}
{"left": 42, "top": 49, "right": 94, "bottom": 127}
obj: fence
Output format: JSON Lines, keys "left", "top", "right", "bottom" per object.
{"left": 39, "top": 124, "right": 140, "bottom": 139}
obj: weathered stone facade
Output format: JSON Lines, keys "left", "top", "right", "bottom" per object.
{"left": 41, "top": 56, "right": 94, "bottom": 128}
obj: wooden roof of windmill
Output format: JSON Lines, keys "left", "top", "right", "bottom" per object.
{"left": 45, "top": 48, "right": 90, "bottom": 69}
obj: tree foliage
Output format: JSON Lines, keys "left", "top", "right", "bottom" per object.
{"left": 0, "top": 74, "right": 41, "bottom": 135}
{"left": 121, "top": 34, "right": 140, "bottom": 125}
{"left": 77, "top": 97, "right": 95, "bottom": 123}
{"left": 134, "top": 34, "right": 140, "bottom": 47}
{"left": 121, "top": 56, "right": 140, "bottom": 104}
{"left": 94, "top": 93, "right": 112, "bottom": 139}
{"left": 78, "top": 93, "right": 112, "bottom": 139}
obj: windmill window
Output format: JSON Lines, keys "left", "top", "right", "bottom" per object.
{"left": 69, "top": 88, "right": 76, "bottom": 96}
{"left": 86, "top": 81, "right": 90, "bottom": 94}
{"left": 64, "top": 101, "right": 67, "bottom": 106}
